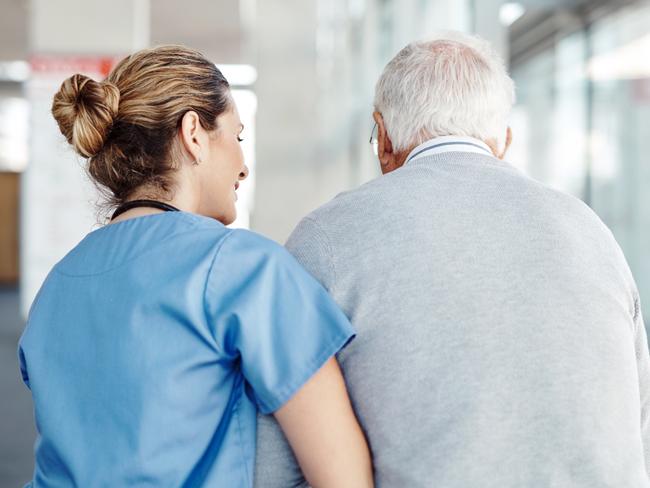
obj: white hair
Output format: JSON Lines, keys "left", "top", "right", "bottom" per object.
{"left": 373, "top": 31, "right": 515, "bottom": 152}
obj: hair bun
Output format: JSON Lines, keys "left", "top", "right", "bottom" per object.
{"left": 51, "top": 74, "right": 120, "bottom": 158}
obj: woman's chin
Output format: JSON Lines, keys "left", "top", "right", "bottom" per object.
{"left": 199, "top": 203, "right": 236, "bottom": 225}
{"left": 218, "top": 210, "right": 237, "bottom": 226}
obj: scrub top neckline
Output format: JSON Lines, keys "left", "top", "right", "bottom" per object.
{"left": 55, "top": 211, "right": 226, "bottom": 277}
{"left": 90, "top": 210, "right": 215, "bottom": 236}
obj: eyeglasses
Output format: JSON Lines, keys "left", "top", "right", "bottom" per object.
{"left": 369, "top": 122, "right": 378, "bottom": 156}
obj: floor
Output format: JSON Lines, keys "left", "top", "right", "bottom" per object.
{"left": 0, "top": 286, "right": 36, "bottom": 486}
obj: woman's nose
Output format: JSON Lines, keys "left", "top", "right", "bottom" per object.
{"left": 239, "top": 165, "right": 249, "bottom": 180}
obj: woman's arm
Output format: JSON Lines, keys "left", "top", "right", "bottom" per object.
{"left": 273, "top": 357, "right": 373, "bottom": 488}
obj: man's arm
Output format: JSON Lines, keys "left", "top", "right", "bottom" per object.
{"left": 634, "top": 296, "right": 650, "bottom": 477}
{"left": 254, "top": 216, "right": 337, "bottom": 488}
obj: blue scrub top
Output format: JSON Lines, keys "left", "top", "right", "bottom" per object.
{"left": 18, "top": 212, "right": 354, "bottom": 487}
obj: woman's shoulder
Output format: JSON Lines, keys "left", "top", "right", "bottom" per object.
{"left": 182, "top": 215, "right": 283, "bottom": 253}
{"left": 216, "top": 227, "right": 289, "bottom": 261}
{"left": 54, "top": 212, "right": 229, "bottom": 276}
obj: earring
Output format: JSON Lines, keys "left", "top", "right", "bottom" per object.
{"left": 194, "top": 157, "right": 201, "bottom": 166}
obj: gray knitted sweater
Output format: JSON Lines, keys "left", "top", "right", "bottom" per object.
{"left": 255, "top": 149, "right": 650, "bottom": 487}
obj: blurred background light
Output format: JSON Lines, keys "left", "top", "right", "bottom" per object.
{"left": 216, "top": 63, "right": 257, "bottom": 86}
{"left": 587, "top": 33, "right": 650, "bottom": 81}
{"left": 499, "top": 2, "right": 526, "bottom": 27}
{"left": 0, "top": 61, "right": 30, "bottom": 82}
{"left": 0, "top": 97, "right": 29, "bottom": 172}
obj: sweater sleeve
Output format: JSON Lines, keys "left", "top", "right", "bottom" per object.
{"left": 634, "top": 295, "right": 650, "bottom": 479}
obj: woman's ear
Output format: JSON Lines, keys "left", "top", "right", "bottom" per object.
{"left": 179, "top": 111, "right": 203, "bottom": 165}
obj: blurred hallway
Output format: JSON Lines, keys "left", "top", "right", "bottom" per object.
{"left": 2, "top": 0, "right": 650, "bottom": 485}
{"left": 0, "top": 287, "right": 34, "bottom": 486}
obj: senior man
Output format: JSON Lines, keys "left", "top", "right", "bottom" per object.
{"left": 255, "top": 32, "right": 650, "bottom": 487}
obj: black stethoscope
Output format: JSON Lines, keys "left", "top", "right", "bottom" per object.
{"left": 111, "top": 200, "right": 181, "bottom": 221}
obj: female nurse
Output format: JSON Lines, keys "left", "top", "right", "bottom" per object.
{"left": 18, "top": 45, "right": 372, "bottom": 488}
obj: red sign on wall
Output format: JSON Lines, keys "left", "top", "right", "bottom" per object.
{"left": 29, "top": 55, "right": 122, "bottom": 78}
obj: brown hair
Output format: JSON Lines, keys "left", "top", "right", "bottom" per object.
{"left": 51, "top": 45, "right": 231, "bottom": 209}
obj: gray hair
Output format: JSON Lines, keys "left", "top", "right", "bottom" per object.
{"left": 373, "top": 32, "right": 515, "bottom": 152}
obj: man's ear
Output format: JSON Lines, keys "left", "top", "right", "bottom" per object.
{"left": 498, "top": 126, "right": 513, "bottom": 160}
{"left": 373, "top": 111, "right": 401, "bottom": 174}
{"left": 179, "top": 111, "right": 203, "bottom": 165}
{"left": 486, "top": 127, "right": 513, "bottom": 160}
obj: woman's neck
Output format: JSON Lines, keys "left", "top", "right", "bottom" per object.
{"left": 110, "top": 180, "right": 199, "bottom": 225}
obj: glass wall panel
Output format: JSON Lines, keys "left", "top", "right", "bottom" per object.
{"left": 511, "top": 1, "right": 650, "bottom": 322}
{"left": 511, "top": 31, "right": 587, "bottom": 197}
{"left": 589, "top": 2, "right": 650, "bottom": 318}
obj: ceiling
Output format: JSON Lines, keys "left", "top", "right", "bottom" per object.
{"left": 0, "top": 0, "right": 644, "bottom": 66}
{"left": 509, "top": 0, "right": 640, "bottom": 64}
{"left": 150, "top": 0, "right": 245, "bottom": 64}
{"left": 0, "top": 0, "right": 244, "bottom": 62}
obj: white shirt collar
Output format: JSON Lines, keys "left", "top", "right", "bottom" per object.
{"left": 404, "top": 135, "right": 494, "bottom": 164}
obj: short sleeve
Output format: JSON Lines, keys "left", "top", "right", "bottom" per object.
{"left": 205, "top": 229, "right": 355, "bottom": 414}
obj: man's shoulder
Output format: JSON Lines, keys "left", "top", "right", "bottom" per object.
{"left": 286, "top": 175, "right": 391, "bottom": 276}
{"left": 303, "top": 173, "right": 394, "bottom": 230}
{"left": 299, "top": 155, "right": 613, "bottom": 249}
{"left": 509, "top": 166, "right": 609, "bottom": 230}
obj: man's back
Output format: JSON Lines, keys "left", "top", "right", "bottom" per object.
{"left": 256, "top": 150, "right": 650, "bottom": 487}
